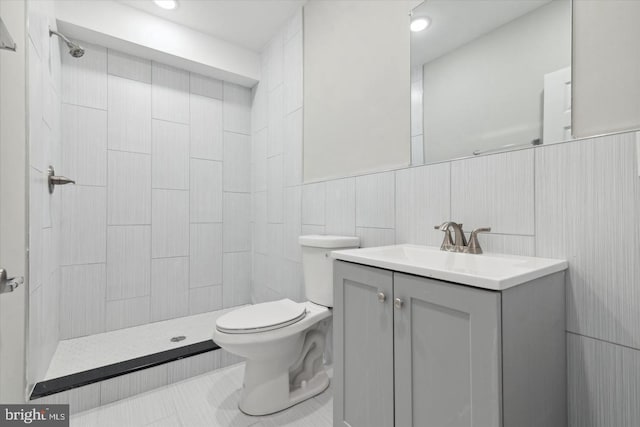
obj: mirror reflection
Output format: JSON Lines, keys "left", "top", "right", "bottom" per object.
{"left": 411, "top": 0, "right": 572, "bottom": 165}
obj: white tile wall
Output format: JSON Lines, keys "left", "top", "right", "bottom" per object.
{"left": 189, "top": 285, "right": 223, "bottom": 315}
{"left": 268, "top": 85, "right": 284, "bottom": 157}
{"left": 451, "top": 149, "right": 535, "bottom": 235}
{"left": 283, "top": 31, "right": 303, "bottom": 114}
{"left": 60, "top": 264, "right": 107, "bottom": 339}
{"left": 283, "top": 186, "right": 302, "bottom": 262}
{"left": 190, "top": 73, "right": 223, "bottom": 100}
{"left": 223, "top": 132, "right": 251, "bottom": 192}
{"left": 267, "top": 155, "right": 284, "bottom": 223}
{"left": 189, "top": 223, "right": 223, "bottom": 288}
{"left": 152, "top": 120, "right": 189, "bottom": 190}
{"left": 223, "top": 193, "right": 251, "bottom": 252}
{"left": 107, "top": 50, "right": 151, "bottom": 83}
{"left": 325, "top": 178, "right": 356, "bottom": 236}
{"left": 150, "top": 257, "right": 189, "bottom": 321}
{"left": 108, "top": 75, "right": 152, "bottom": 154}
{"left": 355, "top": 172, "right": 395, "bottom": 228}
{"left": 106, "top": 225, "right": 151, "bottom": 300}
{"left": 253, "top": 191, "right": 268, "bottom": 255}
{"left": 283, "top": 108, "right": 303, "bottom": 187}
{"left": 223, "top": 82, "right": 251, "bottom": 135}
{"left": 62, "top": 41, "right": 107, "bottom": 109}
{"left": 107, "top": 150, "right": 152, "bottom": 225}
{"left": 151, "top": 62, "right": 189, "bottom": 124}
{"left": 152, "top": 190, "right": 189, "bottom": 258}
{"left": 302, "top": 182, "right": 326, "bottom": 226}
{"left": 105, "top": 297, "right": 151, "bottom": 331}
{"left": 190, "top": 94, "right": 223, "bottom": 160}
{"left": 222, "top": 252, "right": 252, "bottom": 308}
{"left": 60, "top": 185, "right": 107, "bottom": 266}
{"left": 61, "top": 104, "right": 107, "bottom": 186}
{"left": 190, "top": 159, "right": 223, "bottom": 223}
{"left": 252, "top": 129, "right": 268, "bottom": 192}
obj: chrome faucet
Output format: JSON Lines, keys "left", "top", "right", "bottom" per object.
{"left": 435, "top": 222, "right": 491, "bottom": 254}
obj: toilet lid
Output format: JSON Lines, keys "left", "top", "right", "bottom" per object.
{"left": 216, "top": 299, "right": 307, "bottom": 334}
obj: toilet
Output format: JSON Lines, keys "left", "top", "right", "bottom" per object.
{"left": 213, "top": 235, "right": 360, "bottom": 416}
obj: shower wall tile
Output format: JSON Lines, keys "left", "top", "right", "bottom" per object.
{"left": 282, "top": 260, "right": 303, "bottom": 302}
{"left": 284, "top": 7, "right": 302, "bottom": 42}
{"left": 190, "top": 159, "right": 223, "bottom": 223}
{"left": 223, "top": 82, "right": 251, "bottom": 135}
{"left": 151, "top": 62, "right": 189, "bottom": 124}
{"left": 152, "top": 190, "right": 189, "bottom": 258}
{"left": 451, "top": 148, "right": 534, "bottom": 235}
{"left": 60, "top": 264, "right": 106, "bottom": 339}
{"left": 267, "top": 155, "right": 284, "bottom": 223}
{"left": 167, "top": 351, "right": 221, "bottom": 384}
{"left": 284, "top": 186, "right": 302, "bottom": 262}
{"left": 223, "top": 132, "right": 251, "bottom": 192}
{"left": 265, "top": 32, "right": 284, "bottom": 92}
{"left": 480, "top": 234, "right": 536, "bottom": 257}
{"left": 60, "top": 185, "right": 107, "bottom": 266}
{"left": 283, "top": 31, "right": 303, "bottom": 114}
{"left": 302, "top": 182, "right": 326, "bottom": 226}
{"left": 283, "top": 108, "right": 303, "bottom": 187}
{"left": 252, "top": 81, "right": 268, "bottom": 133}
{"left": 223, "top": 192, "right": 251, "bottom": 252}
{"left": 355, "top": 171, "right": 395, "bottom": 228}
{"left": 105, "top": 297, "right": 151, "bottom": 331}
{"left": 107, "top": 151, "right": 151, "bottom": 225}
{"left": 252, "top": 128, "right": 268, "bottom": 192}
{"left": 108, "top": 75, "right": 152, "bottom": 154}
{"left": 190, "top": 95, "right": 223, "bottom": 161}
{"left": 395, "top": 162, "right": 450, "bottom": 247}
{"left": 253, "top": 191, "right": 268, "bottom": 255}
{"left": 151, "top": 257, "right": 189, "bottom": 321}
{"left": 62, "top": 41, "right": 107, "bottom": 110}
{"left": 107, "top": 49, "right": 151, "bottom": 83}
{"left": 267, "top": 84, "right": 284, "bottom": 157}
{"left": 267, "top": 224, "right": 284, "bottom": 292}
{"left": 106, "top": 225, "right": 151, "bottom": 300}
{"left": 189, "top": 285, "right": 223, "bottom": 315}
{"left": 189, "top": 223, "right": 223, "bottom": 288}
{"left": 61, "top": 104, "right": 107, "bottom": 186}
{"left": 190, "top": 73, "right": 223, "bottom": 100}
{"left": 223, "top": 252, "right": 252, "bottom": 308}
{"left": 152, "top": 120, "right": 189, "bottom": 190}
{"left": 325, "top": 178, "right": 356, "bottom": 236}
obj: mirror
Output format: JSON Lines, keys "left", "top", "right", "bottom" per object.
{"left": 410, "top": 0, "right": 572, "bottom": 165}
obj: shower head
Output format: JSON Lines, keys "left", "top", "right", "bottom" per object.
{"left": 49, "top": 29, "right": 85, "bottom": 58}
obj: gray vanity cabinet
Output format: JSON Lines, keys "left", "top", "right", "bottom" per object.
{"left": 334, "top": 260, "right": 566, "bottom": 427}
{"left": 393, "top": 273, "right": 501, "bottom": 427}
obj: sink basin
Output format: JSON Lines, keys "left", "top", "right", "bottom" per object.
{"left": 331, "top": 244, "right": 567, "bottom": 290}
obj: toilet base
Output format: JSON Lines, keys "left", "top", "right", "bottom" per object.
{"left": 238, "top": 369, "right": 330, "bottom": 416}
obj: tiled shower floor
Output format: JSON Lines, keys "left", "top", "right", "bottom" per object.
{"left": 70, "top": 363, "right": 333, "bottom": 427}
{"left": 45, "top": 307, "right": 241, "bottom": 380}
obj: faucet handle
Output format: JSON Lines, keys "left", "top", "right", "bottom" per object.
{"left": 465, "top": 227, "right": 491, "bottom": 254}
{"left": 434, "top": 223, "right": 454, "bottom": 251}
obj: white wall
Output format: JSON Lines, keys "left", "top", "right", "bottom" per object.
{"left": 303, "top": 0, "right": 411, "bottom": 182}
{"left": 421, "top": 0, "right": 570, "bottom": 162}
{"left": 573, "top": 0, "right": 640, "bottom": 138}
{"left": 54, "top": 0, "right": 260, "bottom": 87}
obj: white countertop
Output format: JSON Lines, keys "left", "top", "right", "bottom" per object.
{"left": 331, "top": 244, "right": 568, "bottom": 291}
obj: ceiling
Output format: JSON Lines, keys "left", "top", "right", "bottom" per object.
{"left": 119, "top": 0, "right": 306, "bottom": 51}
{"left": 411, "top": 0, "right": 552, "bottom": 67}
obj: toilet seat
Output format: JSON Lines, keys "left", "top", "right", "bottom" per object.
{"left": 216, "top": 299, "right": 307, "bottom": 334}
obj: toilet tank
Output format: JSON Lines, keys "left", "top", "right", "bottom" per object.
{"left": 299, "top": 235, "right": 360, "bottom": 307}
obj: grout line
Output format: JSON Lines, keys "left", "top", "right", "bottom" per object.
{"left": 567, "top": 331, "right": 640, "bottom": 353}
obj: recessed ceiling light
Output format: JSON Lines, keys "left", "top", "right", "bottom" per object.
{"left": 410, "top": 17, "right": 431, "bottom": 32}
{"left": 154, "top": 0, "right": 178, "bottom": 10}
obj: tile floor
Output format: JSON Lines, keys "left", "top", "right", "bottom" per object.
{"left": 46, "top": 307, "right": 243, "bottom": 380}
{"left": 70, "top": 363, "right": 333, "bottom": 427}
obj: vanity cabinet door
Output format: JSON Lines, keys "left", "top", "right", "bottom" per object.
{"left": 334, "top": 261, "right": 394, "bottom": 427}
{"left": 393, "top": 273, "right": 502, "bottom": 427}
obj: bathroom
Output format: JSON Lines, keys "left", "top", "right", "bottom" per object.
{"left": 0, "top": 0, "right": 638, "bottom": 426}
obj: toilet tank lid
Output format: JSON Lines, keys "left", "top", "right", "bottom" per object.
{"left": 299, "top": 235, "right": 360, "bottom": 249}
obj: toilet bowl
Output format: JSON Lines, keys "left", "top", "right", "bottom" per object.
{"left": 213, "top": 235, "right": 359, "bottom": 416}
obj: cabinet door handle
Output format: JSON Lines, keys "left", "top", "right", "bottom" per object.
{"left": 394, "top": 298, "right": 404, "bottom": 309}
{"left": 377, "top": 292, "right": 386, "bottom": 303}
